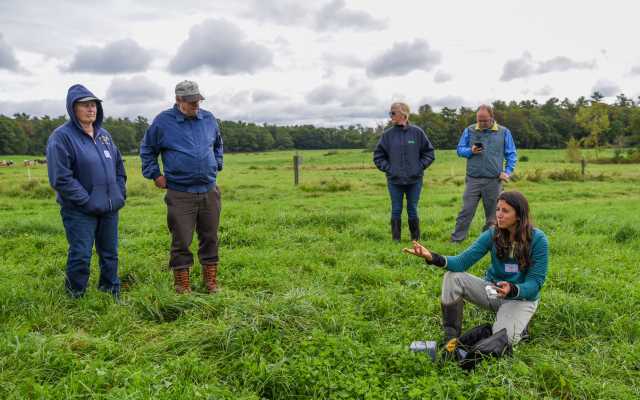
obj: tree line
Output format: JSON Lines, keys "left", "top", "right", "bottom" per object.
{"left": 1, "top": 92, "right": 639, "bottom": 155}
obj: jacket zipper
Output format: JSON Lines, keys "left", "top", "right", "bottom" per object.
{"left": 91, "top": 132, "right": 113, "bottom": 212}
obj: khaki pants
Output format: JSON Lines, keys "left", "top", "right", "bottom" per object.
{"left": 165, "top": 186, "right": 221, "bottom": 269}
{"left": 442, "top": 271, "right": 538, "bottom": 344}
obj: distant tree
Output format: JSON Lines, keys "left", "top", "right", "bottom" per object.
{"left": 576, "top": 102, "right": 610, "bottom": 158}
{"left": 0, "top": 116, "right": 28, "bottom": 154}
{"left": 565, "top": 136, "right": 582, "bottom": 162}
{"left": 590, "top": 91, "right": 604, "bottom": 102}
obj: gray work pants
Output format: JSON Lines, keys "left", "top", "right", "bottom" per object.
{"left": 441, "top": 271, "right": 538, "bottom": 344}
{"left": 451, "top": 176, "right": 502, "bottom": 242}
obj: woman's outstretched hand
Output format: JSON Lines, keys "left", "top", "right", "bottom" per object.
{"left": 403, "top": 240, "right": 433, "bottom": 262}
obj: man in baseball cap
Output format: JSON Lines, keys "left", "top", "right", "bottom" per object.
{"left": 140, "top": 80, "right": 224, "bottom": 294}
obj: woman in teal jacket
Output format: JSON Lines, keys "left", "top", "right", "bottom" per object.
{"left": 406, "top": 191, "right": 548, "bottom": 355}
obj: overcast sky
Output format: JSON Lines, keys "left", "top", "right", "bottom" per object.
{"left": 1, "top": 0, "right": 638, "bottom": 126}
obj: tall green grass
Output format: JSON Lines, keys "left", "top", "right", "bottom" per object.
{"left": 0, "top": 149, "right": 638, "bottom": 399}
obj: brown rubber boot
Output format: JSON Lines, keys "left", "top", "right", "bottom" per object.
{"left": 202, "top": 264, "right": 219, "bottom": 293}
{"left": 173, "top": 268, "right": 191, "bottom": 294}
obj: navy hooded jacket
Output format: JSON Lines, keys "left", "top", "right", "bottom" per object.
{"left": 140, "top": 105, "right": 223, "bottom": 193}
{"left": 46, "top": 84, "right": 127, "bottom": 215}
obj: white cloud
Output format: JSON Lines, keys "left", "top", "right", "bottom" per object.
{"left": 314, "top": 0, "right": 387, "bottom": 31}
{"left": 366, "top": 39, "right": 441, "bottom": 78}
{"left": 433, "top": 70, "right": 452, "bottom": 83}
{"left": 592, "top": 79, "right": 620, "bottom": 97}
{"left": 106, "top": 76, "right": 165, "bottom": 104}
{"left": 64, "top": 39, "right": 153, "bottom": 74}
{"left": 168, "top": 19, "right": 273, "bottom": 75}
{"left": 0, "top": 33, "right": 23, "bottom": 72}
{"left": 501, "top": 52, "right": 595, "bottom": 81}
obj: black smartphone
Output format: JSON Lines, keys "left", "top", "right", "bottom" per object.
{"left": 474, "top": 142, "right": 483, "bottom": 148}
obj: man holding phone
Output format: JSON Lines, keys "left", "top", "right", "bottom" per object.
{"left": 450, "top": 105, "right": 517, "bottom": 243}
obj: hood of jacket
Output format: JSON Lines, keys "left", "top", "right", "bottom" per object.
{"left": 65, "top": 84, "right": 104, "bottom": 133}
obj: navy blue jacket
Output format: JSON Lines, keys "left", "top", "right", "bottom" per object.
{"left": 46, "top": 84, "right": 126, "bottom": 215}
{"left": 373, "top": 124, "right": 435, "bottom": 185}
{"left": 140, "top": 105, "right": 223, "bottom": 193}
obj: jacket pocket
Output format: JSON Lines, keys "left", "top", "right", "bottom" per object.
{"left": 109, "top": 182, "right": 125, "bottom": 212}
{"left": 82, "top": 184, "right": 109, "bottom": 215}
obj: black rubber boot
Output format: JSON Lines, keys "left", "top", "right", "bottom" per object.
{"left": 391, "top": 219, "right": 401, "bottom": 242}
{"left": 441, "top": 300, "right": 464, "bottom": 343}
{"left": 408, "top": 218, "right": 421, "bottom": 241}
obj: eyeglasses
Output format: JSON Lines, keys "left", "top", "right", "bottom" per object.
{"left": 389, "top": 111, "right": 397, "bottom": 117}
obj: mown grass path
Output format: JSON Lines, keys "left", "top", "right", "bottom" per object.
{"left": 1, "top": 149, "right": 638, "bottom": 399}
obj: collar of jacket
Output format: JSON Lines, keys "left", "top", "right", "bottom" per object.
{"left": 394, "top": 123, "right": 411, "bottom": 131}
{"left": 475, "top": 121, "right": 499, "bottom": 131}
{"left": 173, "top": 104, "right": 204, "bottom": 122}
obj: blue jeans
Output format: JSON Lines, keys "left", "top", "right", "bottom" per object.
{"left": 60, "top": 207, "right": 120, "bottom": 297}
{"left": 387, "top": 180, "right": 423, "bottom": 220}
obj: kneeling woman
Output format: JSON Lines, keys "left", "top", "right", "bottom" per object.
{"left": 406, "top": 191, "right": 548, "bottom": 361}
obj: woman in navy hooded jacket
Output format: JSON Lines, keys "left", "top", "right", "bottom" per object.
{"left": 46, "top": 84, "right": 127, "bottom": 298}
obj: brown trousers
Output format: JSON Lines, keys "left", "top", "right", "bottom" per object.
{"left": 165, "top": 186, "right": 221, "bottom": 269}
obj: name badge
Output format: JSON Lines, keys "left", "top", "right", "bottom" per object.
{"left": 505, "top": 263, "right": 519, "bottom": 273}
{"left": 103, "top": 150, "right": 112, "bottom": 159}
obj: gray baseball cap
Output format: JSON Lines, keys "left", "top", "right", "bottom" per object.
{"left": 175, "top": 80, "right": 205, "bottom": 102}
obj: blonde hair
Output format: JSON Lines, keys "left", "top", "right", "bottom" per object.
{"left": 390, "top": 102, "right": 410, "bottom": 121}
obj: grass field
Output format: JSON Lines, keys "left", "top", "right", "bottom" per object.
{"left": 0, "top": 149, "right": 639, "bottom": 399}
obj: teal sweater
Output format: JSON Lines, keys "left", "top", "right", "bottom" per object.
{"left": 445, "top": 228, "right": 549, "bottom": 301}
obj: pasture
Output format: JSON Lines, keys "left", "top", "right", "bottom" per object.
{"left": 0, "top": 149, "right": 638, "bottom": 399}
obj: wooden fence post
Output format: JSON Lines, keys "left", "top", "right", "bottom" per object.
{"left": 293, "top": 153, "right": 301, "bottom": 185}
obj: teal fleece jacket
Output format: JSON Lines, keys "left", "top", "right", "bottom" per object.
{"left": 445, "top": 227, "right": 549, "bottom": 301}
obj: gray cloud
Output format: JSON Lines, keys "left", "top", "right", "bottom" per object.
{"left": 0, "top": 33, "right": 22, "bottom": 72}
{"left": 537, "top": 56, "right": 595, "bottom": 74}
{"left": 106, "top": 76, "right": 165, "bottom": 105}
{"left": 168, "top": 19, "right": 273, "bottom": 75}
{"left": 306, "top": 77, "right": 378, "bottom": 107}
{"left": 306, "top": 84, "right": 341, "bottom": 105}
{"left": 242, "top": 0, "right": 385, "bottom": 32}
{"left": 501, "top": 52, "right": 595, "bottom": 81}
{"left": 315, "top": 0, "right": 387, "bottom": 31}
{"left": 500, "top": 52, "right": 536, "bottom": 81}
{"left": 366, "top": 39, "right": 442, "bottom": 78}
{"left": 433, "top": 70, "right": 452, "bottom": 83}
{"left": 592, "top": 79, "right": 620, "bottom": 97}
{"left": 252, "top": 89, "right": 286, "bottom": 103}
{"left": 64, "top": 39, "right": 152, "bottom": 74}
{"left": 533, "top": 85, "right": 553, "bottom": 96}
{"left": 418, "top": 95, "right": 467, "bottom": 109}
{"left": 243, "top": 0, "right": 309, "bottom": 25}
